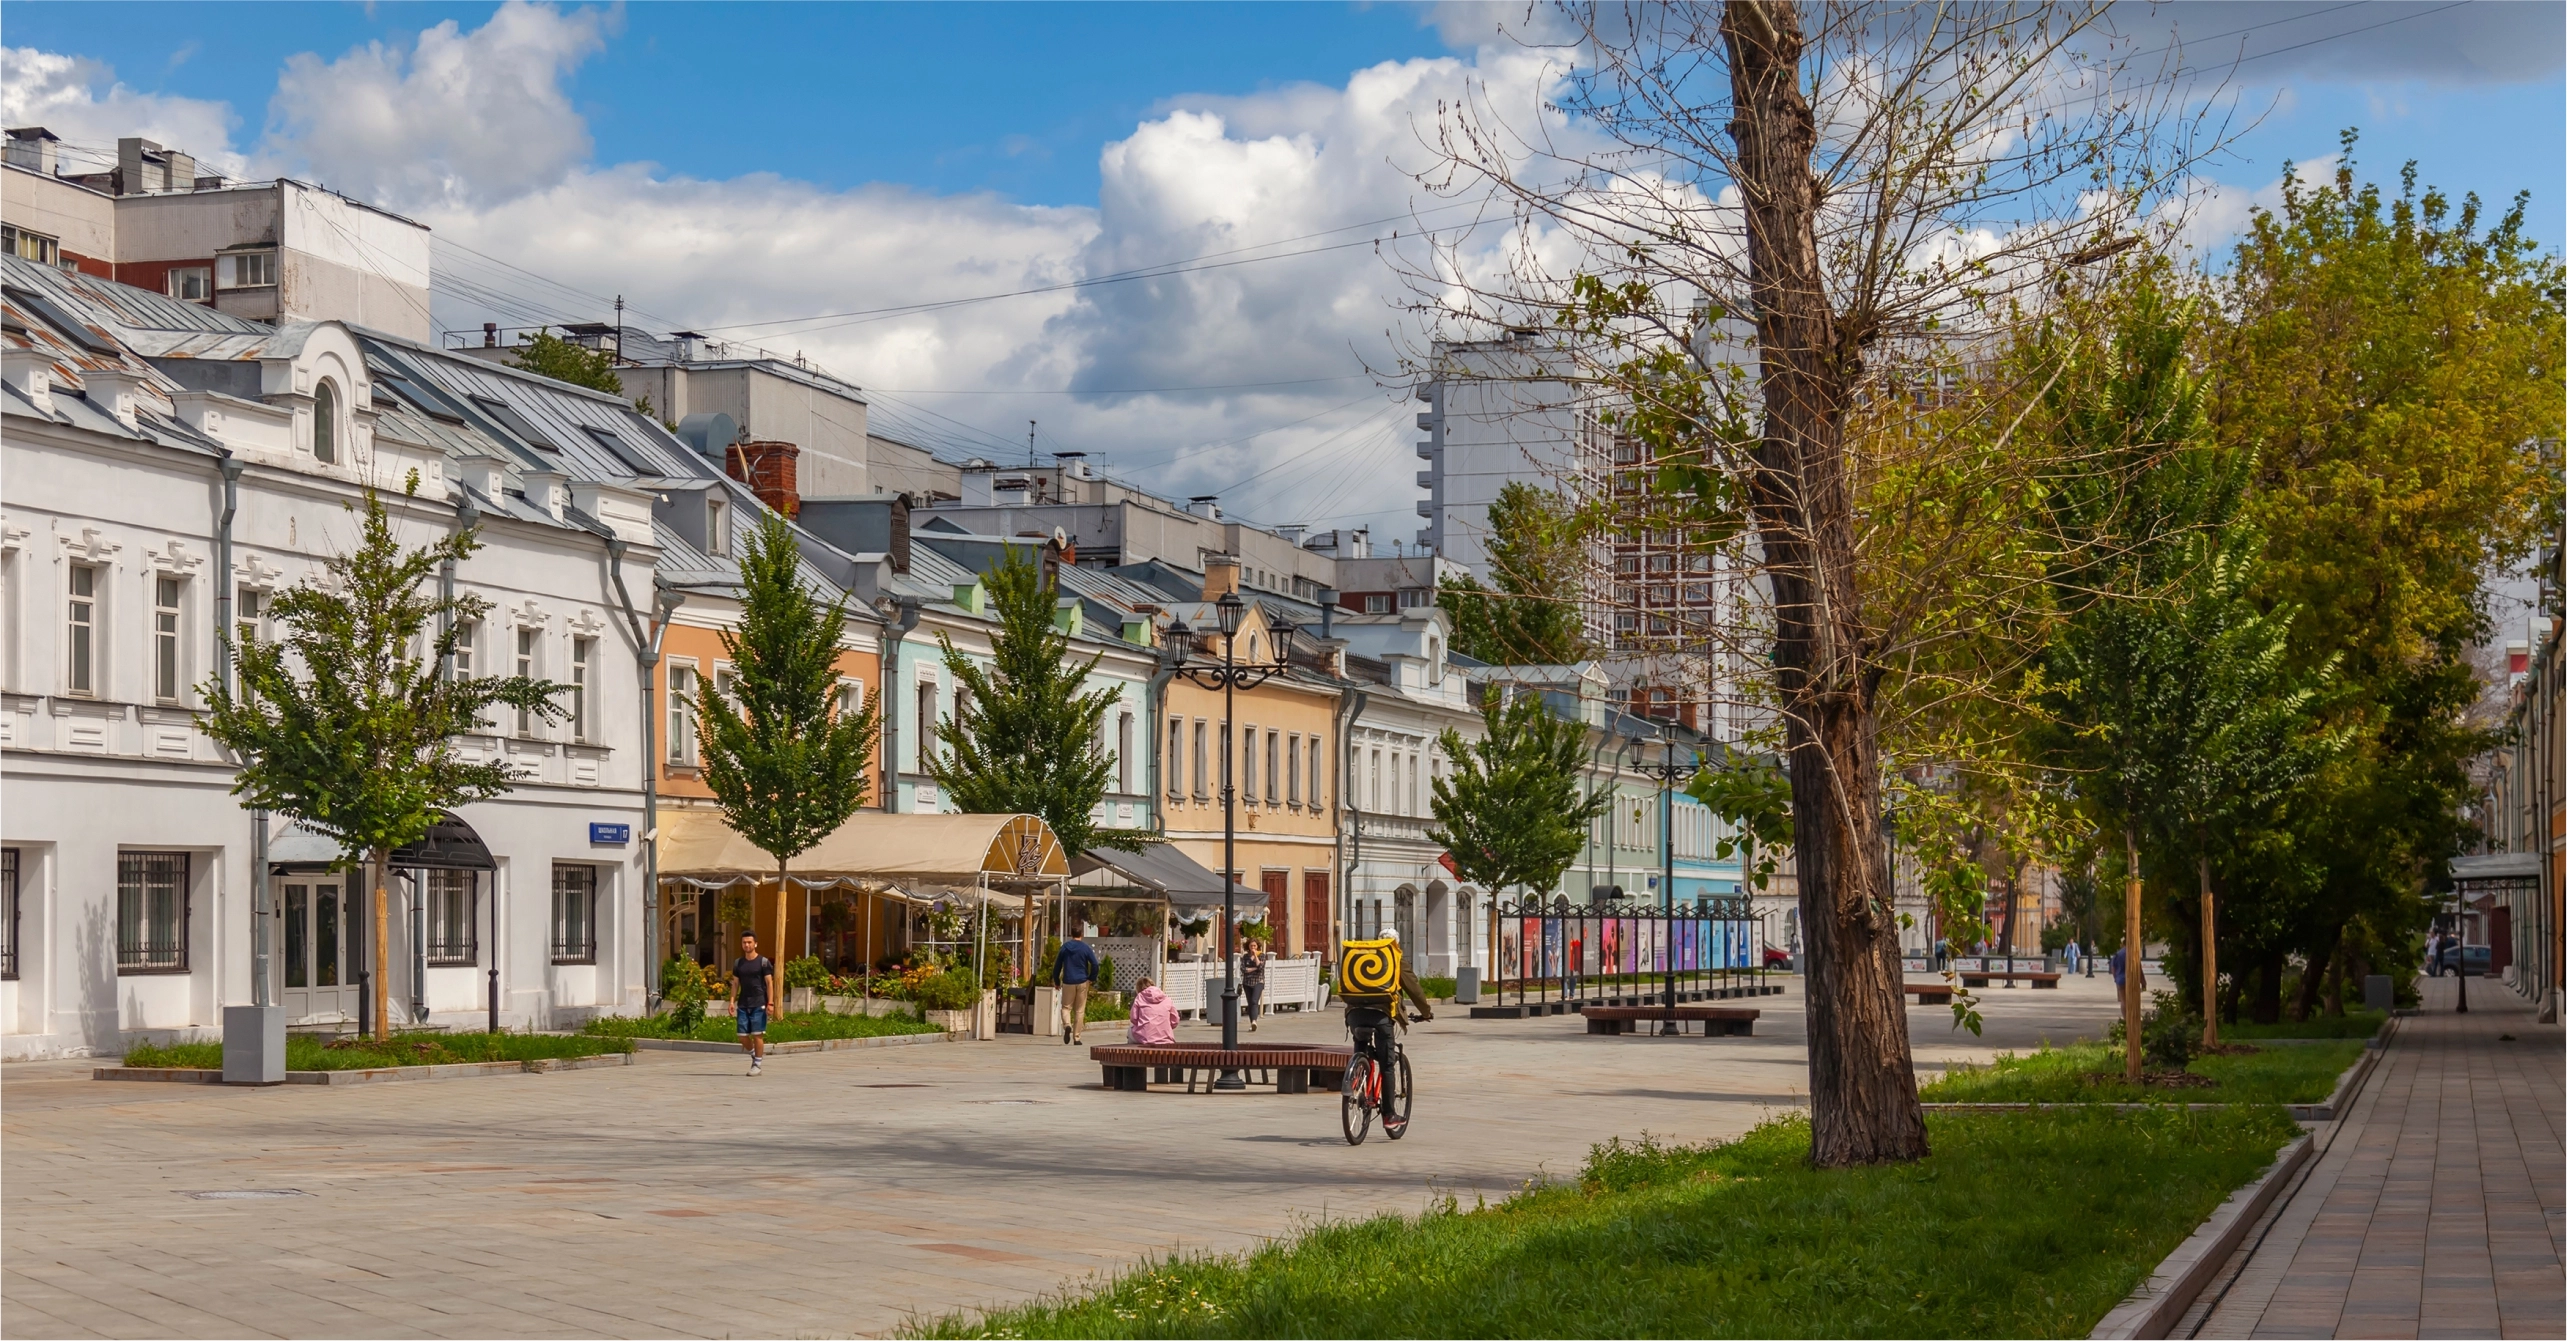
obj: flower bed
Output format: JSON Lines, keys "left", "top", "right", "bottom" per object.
{"left": 122, "top": 1032, "right": 633, "bottom": 1071}
{"left": 582, "top": 1009, "right": 940, "bottom": 1045}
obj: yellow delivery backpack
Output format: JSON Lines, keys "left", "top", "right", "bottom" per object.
{"left": 1336, "top": 937, "right": 1403, "bottom": 1008}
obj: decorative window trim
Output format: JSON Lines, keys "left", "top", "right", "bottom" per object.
{"left": 57, "top": 526, "right": 121, "bottom": 565}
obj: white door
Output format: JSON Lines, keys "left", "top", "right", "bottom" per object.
{"left": 281, "top": 879, "right": 359, "bottom": 1023}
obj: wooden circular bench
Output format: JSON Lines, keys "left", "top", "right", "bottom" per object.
{"left": 1905, "top": 982, "right": 1955, "bottom": 1005}
{"left": 1577, "top": 1005, "right": 1759, "bottom": 1036}
{"left": 1087, "top": 1043, "right": 1354, "bottom": 1093}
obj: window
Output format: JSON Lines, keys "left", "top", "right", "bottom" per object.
{"left": 1286, "top": 733, "right": 1302, "bottom": 806}
{"left": 706, "top": 498, "right": 730, "bottom": 555}
{"left": 426, "top": 869, "right": 478, "bottom": 965}
{"left": 570, "top": 637, "right": 594, "bottom": 741}
{"left": 1369, "top": 749, "right": 1381, "bottom": 812}
{"left": 514, "top": 630, "right": 538, "bottom": 734}
{"left": 167, "top": 266, "right": 211, "bottom": 302}
{"left": 666, "top": 663, "right": 698, "bottom": 764}
{"left": 1364, "top": 593, "right": 1392, "bottom": 614}
{"left": 3, "top": 224, "right": 59, "bottom": 265}
{"left": 450, "top": 619, "right": 475, "bottom": 679}
{"left": 1266, "top": 729, "right": 1281, "bottom": 803}
{"left": 151, "top": 576, "right": 183, "bottom": 701}
{"left": 1399, "top": 588, "right": 1430, "bottom": 609}
{"left": 1428, "top": 636, "right": 1443, "bottom": 685}
{"left": 216, "top": 250, "right": 276, "bottom": 288}
{"left": 1407, "top": 754, "right": 1420, "bottom": 817}
{"left": 914, "top": 680, "right": 937, "bottom": 771}
{"left": 312, "top": 380, "right": 337, "bottom": 463}
{"left": 1166, "top": 716, "right": 1184, "bottom": 798}
{"left": 235, "top": 587, "right": 263, "bottom": 655}
{"left": 1306, "top": 736, "right": 1322, "bottom": 809}
{"left": 1241, "top": 727, "right": 1257, "bottom": 803}
{"left": 1117, "top": 711, "right": 1134, "bottom": 794}
{"left": 835, "top": 678, "right": 865, "bottom": 722}
{"left": 115, "top": 851, "right": 188, "bottom": 973}
{"left": 66, "top": 564, "right": 96, "bottom": 696}
{"left": 551, "top": 865, "right": 598, "bottom": 963}
{"left": 1192, "top": 720, "right": 1209, "bottom": 799}
{"left": 1, "top": 847, "right": 18, "bottom": 980}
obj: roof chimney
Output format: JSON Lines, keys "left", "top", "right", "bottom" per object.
{"left": 1202, "top": 554, "right": 1240, "bottom": 602}
{"left": 1187, "top": 495, "right": 1222, "bottom": 520}
{"left": 483, "top": 322, "right": 498, "bottom": 348}
{"left": 3, "top": 346, "right": 55, "bottom": 414}
{"left": 725, "top": 439, "right": 801, "bottom": 518}
{"left": 5, "top": 127, "right": 60, "bottom": 176}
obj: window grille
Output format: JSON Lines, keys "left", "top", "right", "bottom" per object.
{"left": 1, "top": 847, "right": 19, "bottom": 980}
{"left": 426, "top": 870, "right": 478, "bottom": 965}
{"left": 116, "top": 851, "right": 188, "bottom": 972}
{"left": 551, "top": 865, "right": 598, "bottom": 964}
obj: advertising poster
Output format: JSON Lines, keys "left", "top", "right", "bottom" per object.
{"left": 1501, "top": 919, "right": 1523, "bottom": 981}
{"left": 1542, "top": 918, "right": 1562, "bottom": 982}
{"left": 1601, "top": 918, "right": 1623, "bottom": 978}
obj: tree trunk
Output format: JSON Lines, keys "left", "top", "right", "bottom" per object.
{"left": 2124, "top": 826, "right": 2144, "bottom": 1083}
{"left": 2296, "top": 922, "right": 2342, "bottom": 1021}
{"left": 777, "top": 857, "right": 792, "bottom": 968}
{"left": 372, "top": 846, "right": 392, "bottom": 1042}
{"left": 1725, "top": 0, "right": 1926, "bottom": 1167}
{"left": 2251, "top": 949, "right": 2284, "bottom": 1025}
{"left": 2198, "top": 852, "right": 2219, "bottom": 1047}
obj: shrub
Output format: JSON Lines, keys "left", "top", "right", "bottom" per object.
{"left": 912, "top": 967, "right": 981, "bottom": 1012}
{"left": 782, "top": 954, "right": 829, "bottom": 991}
{"left": 2107, "top": 990, "right": 2202, "bottom": 1069}
{"left": 661, "top": 956, "right": 711, "bottom": 1032}
{"left": 1096, "top": 952, "right": 1117, "bottom": 994}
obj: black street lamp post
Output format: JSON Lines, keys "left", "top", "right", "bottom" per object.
{"left": 1165, "top": 590, "right": 1297, "bottom": 1089}
{"left": 1631, "top": 731, "right": 1698, "bottom": 1026}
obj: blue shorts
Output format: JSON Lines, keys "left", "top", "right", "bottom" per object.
{"left": 736, "top": 1006, "right": 769, "bottom": 1036}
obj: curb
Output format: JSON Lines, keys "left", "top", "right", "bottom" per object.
{"left": 628, "top": 1030, "right": 955, "bottom": 1055}
{"left": 2286, "top": 1044, "right": 2378, "bottom": 1121}
{"left": 2088, "top": 1132, "right": 2317, "bottom": 1340}
{"left": 93, "top": 1053, "right": 636, "bottom": 1085}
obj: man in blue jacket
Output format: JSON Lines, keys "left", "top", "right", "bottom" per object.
{"left": 1056, "top": 928, "right": 1100, "bottom": 1046}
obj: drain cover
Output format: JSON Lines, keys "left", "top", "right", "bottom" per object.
{"left": 185, "top": 1189, "right": 308, "bottom": 1201}
{"left": 971, "top": 1099, "right": 1045, "bottom": 1106}
{"left": 860, "top": 1083, "right": 932, "bottom": 1088}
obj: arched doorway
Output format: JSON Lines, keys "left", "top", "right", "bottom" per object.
{"left": 1393, "top": 884, "right": 1419, "bottom": 951}
{"left": 1423, "top": 880, "right": 1451, "bottom": 974}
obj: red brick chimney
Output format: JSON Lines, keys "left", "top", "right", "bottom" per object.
{"left": 725, "top": 440, "right": 800, "bottom": 517}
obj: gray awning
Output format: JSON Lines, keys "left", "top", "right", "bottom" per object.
{"left": 266, "top": 814, "right": 496, "bottom": 872}
{"left": 1069, "top": 843, "right": 1266, "bottom": 912}
{"left": 2450, "top": 853, "right": 2542, "bottom": 883}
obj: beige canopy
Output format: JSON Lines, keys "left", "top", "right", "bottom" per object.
{"left": 657, "top": 808, "right": 1069, "bottom": 884}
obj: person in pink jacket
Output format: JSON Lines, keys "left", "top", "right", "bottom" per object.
{"left": 1126, "top": 978, "right": 1179, "bottom": 1045}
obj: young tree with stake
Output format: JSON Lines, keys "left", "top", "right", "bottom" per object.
{"left": 1430, "top": 689, "right": 1613, "bottom": 906}
{"left": 695, "top": 513, "right": 882, "bottom": 962}
{"left": 201, "top": 488, "right": 564, "bottom": 1042}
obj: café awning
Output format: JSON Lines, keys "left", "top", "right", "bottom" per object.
{"left": 1069, "top": 842, "right": 1266, "bottom": 913}
{"left": 656, "top": 808, "right": 1069, "bottom": 885}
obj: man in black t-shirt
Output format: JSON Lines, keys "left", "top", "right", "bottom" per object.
{"left": 733, "top": 933, "right": 776, "bottom": 1076}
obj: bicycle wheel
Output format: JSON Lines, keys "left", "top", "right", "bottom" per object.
{"left": 1341, "top": 1055, "right": 1376, "bottom": 1145}
{"left": 1381, "top": 1051, "right": 1414, "bottom": 1139}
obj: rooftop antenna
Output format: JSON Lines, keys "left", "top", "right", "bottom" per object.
{"left": 613, "top": 295, "right": 624, "bottom": 366}
{"left": 1028, "top": 419, "right": 1038, "bottom": 467}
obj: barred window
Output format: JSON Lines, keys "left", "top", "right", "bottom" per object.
{"left": 116, "top": 851, "right": 188, "bottom": 973}
{"left": 426, "top": 869, "right": 478, "bottom": 965}
{"left": 1, "top": 847, "right": 19, "bottom": 980}
{"left": 551, "top": 865, "right": 597, "bottom": 964}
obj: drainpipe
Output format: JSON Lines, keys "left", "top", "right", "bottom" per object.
{"left": 880, "top": 597, "right": 920, "bottom": 812}
{"left": 1335, "top": 686, "right": 1367, "bottom": 949}
{"left": 212, "top": 454, "right": 271, "bottom": 1009}
{"left": 604, "top": 536, "right": 682, "bottom": 1010}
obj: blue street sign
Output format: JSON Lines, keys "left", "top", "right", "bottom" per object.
{"left": 589, "top": 822, "right": 631, "bottom": 845}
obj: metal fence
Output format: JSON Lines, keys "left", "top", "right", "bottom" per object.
{"left": 1486, "top": 895, "right": 1768, "bottom": 1009}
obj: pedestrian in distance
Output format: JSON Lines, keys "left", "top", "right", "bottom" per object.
{"left": 733, "top": 932, "right": 776, "bottom": 1076}
{"left": 2111, "top": 944, "right": 2141, "bottom": 993}
{"left": 1055, "top": 926, "right": 1100, "bottom": 1046}
{"left": 2425, "top": 928, "right": 2443, "bottom": 977}
{"left": 1127, "top": 977, "right": 1178, "bottom": 1045}
{"left": 1240, "top": 936, "right": 1268, "bottom": 1032}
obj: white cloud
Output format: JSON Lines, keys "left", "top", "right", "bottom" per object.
{"left": 0, "top": 46, "right": 243, "bottom": 178}
{"left": 263, "top": 0, "right": 611, "bottom": 212}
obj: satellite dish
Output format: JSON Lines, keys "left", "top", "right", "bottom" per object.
{"left": 675, "top": 412, "right": 738, "bottom": 460}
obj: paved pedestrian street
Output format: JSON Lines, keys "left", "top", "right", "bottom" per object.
{"left": 3, "top": 976, "right": 2122, "bottom": 1339}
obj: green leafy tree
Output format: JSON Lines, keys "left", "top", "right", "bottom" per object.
{"left": 696, "top": 514, "right": 882, "bottom": 956}
{"left": 1437, "top": 483, "right": 1591, "bottom": 665}
{"left": 929, "top": 547, "right": 1143, "bottom": 855}
{"left": 201, "top": 489, "right": 564, "bottom": 1040}
{"left": 511, "top": 327, "right": 623, "bottom": 395}
{"left": 1430, "top": 689, "right": 1612, "bottom": 901}
{"left": 1686, "top": 756, "right": 1791, "bottom": 895}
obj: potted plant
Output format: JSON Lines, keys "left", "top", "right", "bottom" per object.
{"left": 913, "top": 967, "right": 979, "bottom": 1033}
{"left": 781, "top": 955, "right": 828, "bottom": 1014}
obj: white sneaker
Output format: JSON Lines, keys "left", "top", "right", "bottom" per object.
{"left": 748, "top": 1059, "right": 762, "bottom": 1076}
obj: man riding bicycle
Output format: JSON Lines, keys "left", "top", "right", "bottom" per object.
{"left": 1340, "top": 929, "right": 1434, "bottom": 1142}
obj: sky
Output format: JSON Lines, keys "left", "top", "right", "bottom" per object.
{"left": 6, "top": 1, "right": 2561, "bottom": 541}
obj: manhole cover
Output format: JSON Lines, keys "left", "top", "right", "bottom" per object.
{"left": 185, "top": 1189, "right": 308, "bottom": 1201}
{"left": 860, "top": 1083, "right": 932, "bottom": 1088}
{"left": 971, "top": 1099, "right": 1046, "bottom": 1106}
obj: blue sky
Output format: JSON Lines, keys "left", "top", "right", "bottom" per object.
{"left": 5, "top": 2, "right": 2560, "bottom": 530}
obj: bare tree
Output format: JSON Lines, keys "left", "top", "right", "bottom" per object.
{"left": 1395, "top": 1, "right": 2226, "bottom": 1164}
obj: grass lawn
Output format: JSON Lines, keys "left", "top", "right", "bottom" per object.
{"left": 1919, "top": 1039, "right": 2364, "bottom": 1105}
{"left": 2223, "top": 1009, "right": 2384, "bottom": 1040}
{"left": 909, "top": 1107, "right": 2300, "bottom": 1339}
{"left": 122, "top": 1032, "right": 632, "bottom": 1071}
{"left": 581, "top": 1009, "right": 940, "bottom": 1044}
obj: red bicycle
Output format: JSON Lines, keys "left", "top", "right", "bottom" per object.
{"left": 1340, "top": 1035, "right": 1412, "bottom": 1145}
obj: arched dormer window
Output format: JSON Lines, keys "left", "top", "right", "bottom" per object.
{"left": 1428, "top": 635, "right": 1443, "bottom": 685}
{"left": 313, "top": 380, "right": 338, "bottom": 463}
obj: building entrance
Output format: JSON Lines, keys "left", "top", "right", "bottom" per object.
{"left": 281, "top": 878, "right": 359, "bottom": 1023}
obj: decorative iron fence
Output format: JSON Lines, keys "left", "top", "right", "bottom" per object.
{"left": 1485, "top": 895, "right": 1769, "bottom": 1009}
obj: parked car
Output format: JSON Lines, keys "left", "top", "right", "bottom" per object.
{"left": 1763, "top": 945, "right": 1794, "bottom": 969}
{"left": 2436, "top": 942, "right": 2493, "bottom": 974}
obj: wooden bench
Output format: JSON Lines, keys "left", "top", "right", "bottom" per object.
{"left": 1578, "top": 1005, "right": 1759, "bottom": 1037}
{"left": 1088, "top": 1044, "right": 1353, "bottom": 1094}
{"left": 1957, "top": 971, "right": 2061, "bottom": 989}
{"left": 1905, "top": 982, "right": 1955, "bottom": 1005}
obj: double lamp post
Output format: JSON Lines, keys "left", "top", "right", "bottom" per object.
{"left": 1164, "top": 589, "right": 1297, "bottom": 1090}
